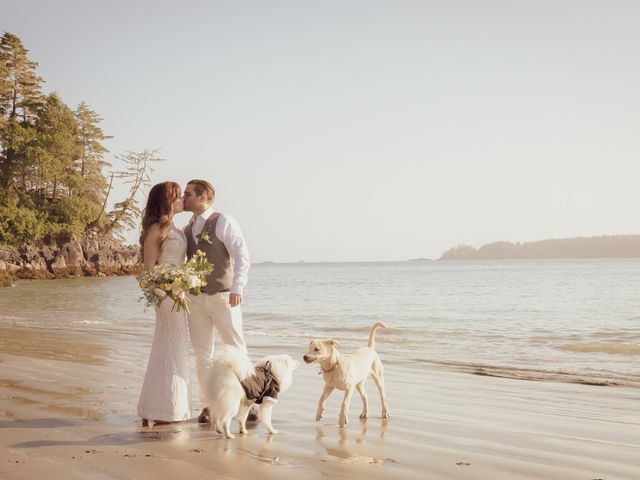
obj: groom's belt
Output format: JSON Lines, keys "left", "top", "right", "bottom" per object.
{"left": 189, "top": 288, "right": 230, "bottom": 295}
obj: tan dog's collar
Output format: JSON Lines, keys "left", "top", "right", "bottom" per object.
{"left": 321, "top": 363, "right": 337, "bottom": 374}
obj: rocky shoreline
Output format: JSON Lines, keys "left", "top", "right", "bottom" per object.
{"left": 0, "top": 238, "right": 142, "bottom": 285}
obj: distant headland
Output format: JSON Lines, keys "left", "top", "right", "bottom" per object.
{"left": 439, "top": 235, "right": 640, "bottom": 260}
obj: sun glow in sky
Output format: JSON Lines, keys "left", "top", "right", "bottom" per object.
{"left": 4, "top": 0, "right": 640, "bottom": 261}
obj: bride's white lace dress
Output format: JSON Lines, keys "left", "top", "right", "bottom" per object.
{"left": 137, "top": 225, "right": 192, "bottom": 421}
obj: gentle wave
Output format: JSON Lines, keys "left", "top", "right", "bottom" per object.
{"left": 411, "top": 358, "right": 640, "bottom": 388}
{"left": 558, "top": 342, "right": 640, "bottom": 356}
{"left": 588, "top": 330, "right": 640, "bottom": 340}
{"left": 243, "top": 312, "right": 393, "bottom": 325}
{"left": 243, "top": 328, "right": 411, "bottom": 346}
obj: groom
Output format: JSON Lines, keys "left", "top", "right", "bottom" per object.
{"left": 182, "top": 179, "right": 250, "bottom": 423}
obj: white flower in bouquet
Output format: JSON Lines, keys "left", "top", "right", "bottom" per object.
{"left": 186, "top": 274, "right": 200, "bottom": 289}
{"left": 171, "top": 278, "right": 183, "bottom": 296}
{"left": 137, "top": 250, "right": 214, "bottom": 313}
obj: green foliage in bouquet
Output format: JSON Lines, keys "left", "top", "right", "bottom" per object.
{"left": 137, "top": 250, "right": 213, "bottom": 313}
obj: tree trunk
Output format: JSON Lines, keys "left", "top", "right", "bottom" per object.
{"left": 11, "top": 83, "right": 17, "bottom": 119}
{"left": 81, "top": 136, "right": 86, "bottom": 178}
{"left": 94, "top": 172, "right": 114, "bottom": 225}
{"left": 1, "top": 148, "right": 14, "bottom": 188}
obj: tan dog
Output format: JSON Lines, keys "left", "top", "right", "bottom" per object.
{"left": 303, "top": 322, "right": 390, "bottom": 427}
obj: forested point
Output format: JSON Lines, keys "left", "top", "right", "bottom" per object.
{"left": 440, "top": 235, "right": 640, "bottom": 260}
{"left": 0, "top": 31, "right": 159, "bottom": 246}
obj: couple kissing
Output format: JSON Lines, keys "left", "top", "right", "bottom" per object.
{"left": 136, "top": 179, "right": 249, "bottom": 425}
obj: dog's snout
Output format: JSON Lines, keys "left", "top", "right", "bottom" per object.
{"left": 303, "top": 355, "right": 313, "bottom": 363}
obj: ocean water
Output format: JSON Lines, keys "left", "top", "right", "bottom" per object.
{"left": 1, "top": 259, "right": 639, "bottom": 387}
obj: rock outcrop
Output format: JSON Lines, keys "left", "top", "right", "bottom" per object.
{"left": 0, "top": 238, "right": 142, "bottom": 285}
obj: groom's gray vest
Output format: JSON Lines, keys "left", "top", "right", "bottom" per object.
{"left": 185, "top": 212, "right": 233, "bottom": 295}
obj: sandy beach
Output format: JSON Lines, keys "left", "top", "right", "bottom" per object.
{"left": 0, "top": 325, "right": 638, "bottom": 480}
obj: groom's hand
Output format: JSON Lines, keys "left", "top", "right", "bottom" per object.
{"left": 229, "top": 293, "right": 242, "bottom": 307}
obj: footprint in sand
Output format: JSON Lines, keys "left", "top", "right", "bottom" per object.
{"left": 456, "top": 462, "right": 471, "bottom": 466}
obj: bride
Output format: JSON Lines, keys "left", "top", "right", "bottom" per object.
{"left": 137, "top": 181, "right": 191, "bottom": 425}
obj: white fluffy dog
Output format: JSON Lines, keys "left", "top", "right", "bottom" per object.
{"left": 303, "top": 322, "right": 390, "bottom": 427}
{"left": 203, "top": 346, "right": 298, "bottom": 439}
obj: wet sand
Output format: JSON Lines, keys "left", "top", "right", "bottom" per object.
{"left": 0, "top": 326, "right": 639, "bottom": 479}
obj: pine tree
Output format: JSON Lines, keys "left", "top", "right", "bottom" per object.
{"left": 32, "top": 93, "right": 94, "bottom": 237}
{"left": 0, "top": 32, "right": 44, "bottom": 189}
{"left": 75, "top": 101, "right": 111, "bottom": 219}
{"left": 34, "top": 93, "right": 80, "bottom": 199}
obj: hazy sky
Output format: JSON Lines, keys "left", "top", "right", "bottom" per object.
{"left": 4, "top": 1, "right": 639, "bottom": 262}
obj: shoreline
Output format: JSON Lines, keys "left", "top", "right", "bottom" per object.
{"left": 5, "top": 319, "right": 639, "bottom": 390}
{"left": 1, "top": 325, "right": 639, "bottom": 479}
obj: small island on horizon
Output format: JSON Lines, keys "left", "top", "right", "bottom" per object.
{"left": 439, "top": 234, "right": 640, "bottom": 261}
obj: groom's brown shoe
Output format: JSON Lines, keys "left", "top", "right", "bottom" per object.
{"left": 198, "top": 407, "right": 211, "bottom": 424}
{"left": 247, "top": 404, "right": 259, "bottom": 422}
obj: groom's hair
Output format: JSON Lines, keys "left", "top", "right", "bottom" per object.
{"left": 187, "top": 179, "right": 215, "bottom": 202}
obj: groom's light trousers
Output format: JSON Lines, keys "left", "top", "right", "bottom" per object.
{"left": 187, "top": 291, "right": 246, "bottom": 403}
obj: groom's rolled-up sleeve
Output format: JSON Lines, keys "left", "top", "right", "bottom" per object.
{"left": 216, "top": 214, "right": 250, "bottom": 296}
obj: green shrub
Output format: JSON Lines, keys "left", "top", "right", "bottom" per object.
{"left": 0, "top": 203, "right": 47, "bottom": 244}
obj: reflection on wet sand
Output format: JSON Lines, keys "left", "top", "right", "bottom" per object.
{"left": 315, "top": 418, "right": 391, "bottom": 464}
{"left": 13, "top": 431, "right": 179, "bottom": 449}
{"left": 0, "top": 417, "right": 83, "bottom": 429}
{"left": 0, "top": 327, "right": 110, "bottom": 365}
{"left": 0, "top": 328, "right": 115, "bottom": 423}
{"left": 1, "top": 395, "right": 105, "bottom": 420}
{"left": 0, "top": 379, "right": 94, "bottom": 398}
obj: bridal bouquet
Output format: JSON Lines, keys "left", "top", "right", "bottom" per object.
{"left": 137, "top": 250, "right": 214, "bottom": 313}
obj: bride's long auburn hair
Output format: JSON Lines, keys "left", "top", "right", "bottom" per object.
{"left": 139, "top": 182, "right": 181, "bottom": 259}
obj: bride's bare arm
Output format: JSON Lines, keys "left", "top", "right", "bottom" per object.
{"left": 143, "top": 225, "right": 162, "bottom": 271}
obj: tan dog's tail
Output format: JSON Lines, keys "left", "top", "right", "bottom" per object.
{"left": 368, "top": 322, "right": 387, "bottom": 348}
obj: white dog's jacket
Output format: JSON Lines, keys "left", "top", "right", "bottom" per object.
{"left": 239, "top": 365, "right": 280, "bottom": 404}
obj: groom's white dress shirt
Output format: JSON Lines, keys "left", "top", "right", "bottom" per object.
{"left": 186, "top": 207, "right": 250, "bottom": 401}
{"left": 188, "top": 206, "right": 250, "bottom": 296}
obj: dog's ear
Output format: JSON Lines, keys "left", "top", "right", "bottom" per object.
{"left": 265, "top": 360, "right": 272, "bottom": 370}
{"left": 326, "top": 339, "right": 342, "bottom": 349}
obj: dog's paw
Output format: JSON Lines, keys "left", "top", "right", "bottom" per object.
{"left": 225, "top": 433, "right": 236, "bottom": 440}
{"left": 339, "top": 415, "right": 348, "bottom": 427}
{"left": 359, "top": 411, "right": 368, "bottom": 419}
{"left": 381, "top": 410, "right": 390, "bottom": 419}
{"left": 315, "top": 413, "right": 323, "bottom": 421}
{"left": 267, "top": 429, "right": 279, "bottom": 435}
